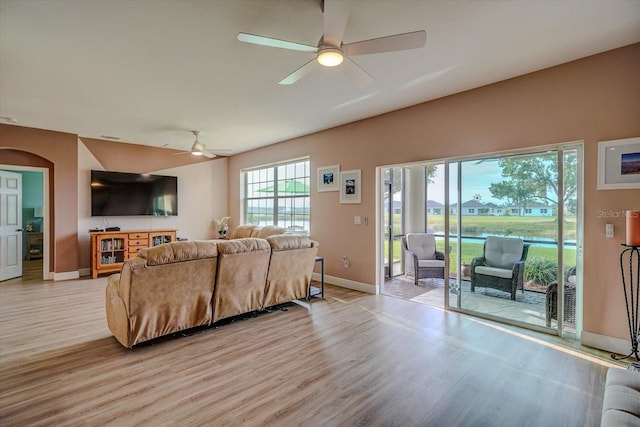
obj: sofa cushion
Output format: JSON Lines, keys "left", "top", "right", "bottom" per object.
{"left": 601, "top": 367, "right": 640, "bottom": 427}
{"left": 216, "top": 237, "right": 271, "bottom": 254}
{"left": 266, "top": 234, "right": 312, "bottom": 251}
{"left": 252, "top": 225, "right": 287, "bottom": 239}
{"left": 484, "top": 236, "right": 524, "bottom": 269}
{"left": 138, "top": 241, "right": 217, "bottom": 266}
{"left": 229, "top": 225, "right": 257, "bottom": 239}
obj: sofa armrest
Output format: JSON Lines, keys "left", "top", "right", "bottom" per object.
{"left": 601, "top": 367, "right": 640, "bottom": 427}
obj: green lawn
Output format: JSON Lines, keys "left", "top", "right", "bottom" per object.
{"left": 387, "top": 239, "right": 576, "bottom": 270}
{"left": 425, "top": 215, "right": 576, "bottom": 240}
{"left": 385, "top": 215, "right": 577, "bottom": 275}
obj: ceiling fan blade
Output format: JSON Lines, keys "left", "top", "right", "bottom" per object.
{"left": 343, "top": 30, "right": 426, "bottom": 56}
{"left": 342, "top": 58, "right": 374, "bottom": 87}
{"left": 202, "top": 151, "right": 217, "bottom": 159}
{"left": 237, "top": 32, "right": 317, "bottom": 52}
{"left": 279, "top": 58, "right": 318, "bottom": 85}
{"left": 322, "top": 0, "right": 351, "bottom": 47}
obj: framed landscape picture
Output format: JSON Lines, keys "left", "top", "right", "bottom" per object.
{"left": 597, "top": 137, "right": 640, "bottom": 190}
{"left": 339, "top": 169, "right": 361, "bottom": 204}
{"left": 317, "top": 165, "right": 340, "bottom": 192}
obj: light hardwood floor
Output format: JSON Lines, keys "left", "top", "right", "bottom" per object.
{"left": 0, "top": 275, "right": 618, "bottom": 426}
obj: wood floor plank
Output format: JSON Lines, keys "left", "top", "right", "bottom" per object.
{"left": 0, "top": 276, "right": 616, "bottom": 426}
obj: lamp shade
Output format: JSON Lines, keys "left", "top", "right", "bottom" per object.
{"left": 626, "top": 210, "right": 640, "bottom": 246}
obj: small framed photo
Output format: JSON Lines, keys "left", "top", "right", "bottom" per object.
{"left": 317, "top": 165, "right": 340, "bottom": 192}
{"left": 339, "top": 169, "right": 361, "bottom": 204}
{"left": 597, "top": 137, "right": 640, "bottom": 190}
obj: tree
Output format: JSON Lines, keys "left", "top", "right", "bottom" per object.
{"left": 489, "top": 153, "right": 577, "bottom": 213}
{"left": 489, "top": 179, "right": 539, "bottom": 216}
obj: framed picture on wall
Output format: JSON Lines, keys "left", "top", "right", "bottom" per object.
{"left": 597, "top": 137, "right": 640, "bottom": 190}
{"left": 339, "top": 169, "right": 361, "bottom": 204}
{"left": 317, "top": 165, "right": 340, "bottom": 192}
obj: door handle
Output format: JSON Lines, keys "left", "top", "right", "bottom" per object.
{"left": 15, "top": 229, "right": 23, "bottom": 232}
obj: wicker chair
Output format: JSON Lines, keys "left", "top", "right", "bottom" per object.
{"left": 470, "top": 236, "right": 530, "bottom": 300}
{"left": 546, "top": 266, "right": 577, "bottom": 327}
{"left": 402, "top": 233, "right": 446, "bottom": 285}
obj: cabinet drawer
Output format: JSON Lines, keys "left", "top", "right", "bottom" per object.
{"left": 128, "top": 247, "right": 144, "bottom": 255}
{"left": 128, "top": 233, "right": 149, "bottom": 239}
{"left": 128, "top": 239, "right": 147, "bottom": 246}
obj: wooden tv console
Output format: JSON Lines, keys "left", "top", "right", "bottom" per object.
{"left": 90, "top": 229, "right": 176, "bottom": 279}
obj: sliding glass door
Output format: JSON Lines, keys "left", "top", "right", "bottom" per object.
{"left": 383, "top": 167, "right": 404, "bottom": 278}
{"left": 442, "top": 147, "right": 581, "bottom": 334}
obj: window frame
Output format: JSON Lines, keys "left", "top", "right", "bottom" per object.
{"left": 243, "top": 158, "right": 311, "bottom": 234}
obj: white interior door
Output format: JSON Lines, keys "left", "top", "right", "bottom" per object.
{"left": 1, "top": 170, "right": 23, "bottom": 281}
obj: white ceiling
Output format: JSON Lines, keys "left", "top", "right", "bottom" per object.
{"left": 1, "top": 0, "right": 639, "bottom": 156}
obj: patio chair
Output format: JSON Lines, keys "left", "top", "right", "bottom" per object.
{"left": 470, "top": 236, "right": 530, "bottom": 300}
{"left": 402, "top": 233, "right": 446, "bottom": 285}
{"left": 546, "top": 266, "right": 577, "bottom": 327}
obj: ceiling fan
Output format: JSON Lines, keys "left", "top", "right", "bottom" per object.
{"left": 237, "top": 0, "right": 426, "bottom": 85}
{"left": 175, "top": 131, "right": 228, "bottom": 159}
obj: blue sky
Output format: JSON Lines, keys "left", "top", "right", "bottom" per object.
{"left": 427, "top": 161, "right": 505, "bottom": 205}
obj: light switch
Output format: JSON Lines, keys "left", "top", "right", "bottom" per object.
{"left": 605, "top": 223, "right": 614, "bottom": 238}
{"left": 354, "top": 216, "right": 361, "bottom": 225}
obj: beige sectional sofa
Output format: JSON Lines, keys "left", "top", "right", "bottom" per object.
{"left": 105, "top": 231, "right": 318, "bottom": 348}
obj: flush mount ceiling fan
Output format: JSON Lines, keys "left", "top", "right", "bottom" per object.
{"left": 237, "top": 0, "right": 426, "bottom": 85}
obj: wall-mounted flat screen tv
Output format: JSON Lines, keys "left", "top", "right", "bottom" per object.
{"left": 91, "top": 170, "right": 178, "bottom": 216}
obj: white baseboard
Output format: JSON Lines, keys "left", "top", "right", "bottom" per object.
{"left": 581, "top": 330, "right": 632, "bottom": 356}
{"left": 78, "top": 268, "right": 91, "bottom": 277}
{"left": 312, "top": 272, "right": 377, "bottom": 294}
{"left": 52, "top": 270, "right": 80, "bottom": 281}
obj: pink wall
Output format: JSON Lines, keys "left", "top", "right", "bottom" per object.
{"left": 228, "top": 43, "right": 640, "bottom": 342}
{"left": 1, "top": 126, "right": 78, "bottom": 273}
{"left": 1, "top": 126, "right": 225, "bottom": 276}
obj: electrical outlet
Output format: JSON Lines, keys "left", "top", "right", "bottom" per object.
{"left": 343, "top": 256, "right": 349, "bottom": 268}
{"left": 605, "top": 223, "right": 614, "bottom": 238}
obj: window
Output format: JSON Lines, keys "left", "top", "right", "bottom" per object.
{"left": 468, "top": 208, "right": 475, "bottom": 213}
{"left": 525, "top": 208, "right": 532, "bottom": 214}
{"left": 244, "top": 158, "right": 310, "bottom": 233}
{"left": 541, "top": 208, "right": 548, "bottom": 214}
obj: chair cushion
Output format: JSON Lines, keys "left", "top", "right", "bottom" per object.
{"left": 417, "top": 259, "right": 445, "bottom": 268}
{"left": 475, "top": 265, "right": 514, "bottom": 279}
{"left": 406, "top": 233, "right": 437, "bottom": 260}
{"left": 484, "top": 236, "right": 524, "bottom": 269}
{"left": 568, "top": 275, "right": 577, "bottom": 285}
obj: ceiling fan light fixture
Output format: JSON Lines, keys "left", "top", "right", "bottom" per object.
{"left": 317, "top": 47, "right": 344, "bottom": 67}
{"left": 191, "top": 141, "right": 205, "bottom": 156}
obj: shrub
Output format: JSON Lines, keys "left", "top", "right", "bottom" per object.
{"left": 524, "top": 257, "right": 558, "bottom": 286}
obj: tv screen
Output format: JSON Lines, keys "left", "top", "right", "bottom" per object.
{"left": 91, "top": 170, "right": 178, "bottom": 216}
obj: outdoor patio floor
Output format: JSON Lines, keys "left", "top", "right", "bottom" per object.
{"left": 383, "top": 275, "right": 574, "bottom": 331}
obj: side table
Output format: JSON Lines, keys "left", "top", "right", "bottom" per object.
{"left": 308, "top": 256, "right": 324, "bottom": 299}
{"left": 26, "top": 232, "right": 44, "bottom": 260}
